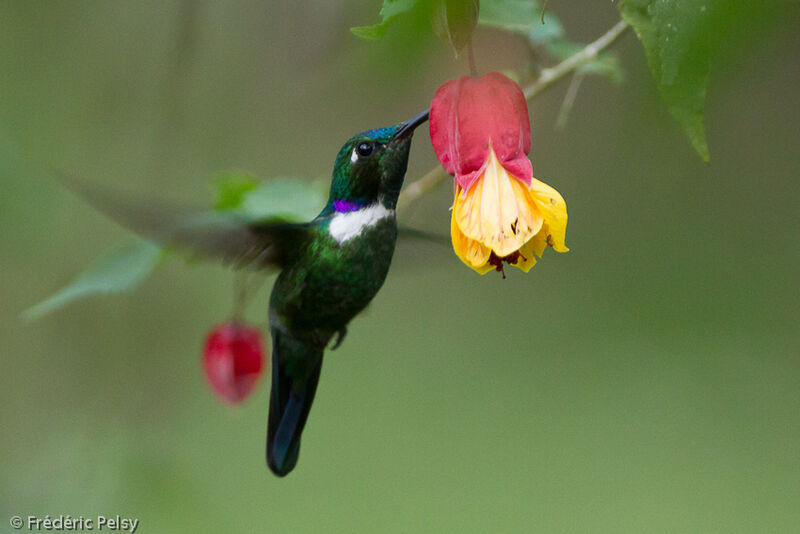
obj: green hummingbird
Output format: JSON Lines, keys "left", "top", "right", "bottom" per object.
{"left": 261, "top": 110, "right": 430, "bottom": 476}
{"left": 62, "top": 110, "right": 430, "bottom": 477}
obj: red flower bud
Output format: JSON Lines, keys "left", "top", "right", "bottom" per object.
{"left": 202, "top": 322, "right": 265, "bottom": 404}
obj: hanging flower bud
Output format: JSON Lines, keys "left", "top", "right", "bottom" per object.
{"left": 202, "top": 322, "right": 265, "bottom": 404}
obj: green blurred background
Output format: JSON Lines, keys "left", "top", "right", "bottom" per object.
{"left": 1, "top": 2, "right": 799, "bottom": 532}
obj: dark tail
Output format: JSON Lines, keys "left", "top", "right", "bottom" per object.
{"left": 266, "top": 329, "right": 323, "bottom": 477}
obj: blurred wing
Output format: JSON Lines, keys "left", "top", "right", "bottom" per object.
{"left": 58, "top": 172, "right": 311, "bottom": 270}
{"left": 397, "top": 225, "right": 450, "bottom": 247}
{"left": 169, "top": 213, "right": 311, "bottom": 269}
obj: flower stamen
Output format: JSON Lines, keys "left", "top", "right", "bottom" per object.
{"left": 487, "top": 250, "right": 526, "bottom": 279}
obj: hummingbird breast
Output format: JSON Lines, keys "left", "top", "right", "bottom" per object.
{"left": 269, "top": 209, "right": 398, "bottom": 342}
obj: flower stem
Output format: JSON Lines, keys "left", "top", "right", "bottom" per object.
{"left": 467, "top": 39, "right": 478, "bottom": 77}
{"left": 397, "top": 165, "right": 447, "bottom": 211}
{"left": 231, "top": 272, "right": 266, "bottom": 322}
{"left": 398, "top": 19, "right": 629, "bottom": 210}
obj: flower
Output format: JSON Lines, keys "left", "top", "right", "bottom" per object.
{"left": 429, "top": 72, "right": 568, "bottom": 275}
{"left": 203, "top": 322, "right": 265, "bottom": 404}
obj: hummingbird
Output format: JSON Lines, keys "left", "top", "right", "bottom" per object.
{"left": 60, "top": 110, "right": 430, "bottom": 477}
{"left": 262, "top": 110, "right": 429, "bottom": 476}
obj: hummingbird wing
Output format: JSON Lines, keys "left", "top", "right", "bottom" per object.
{"left": 58, "top": 173, "right": 312, "bottom": 270}
{"left": 397, "top": 225, "right": 450, "bottom": 246}
{"left": 169, "top": 214, "right": 311, "bottom": 269}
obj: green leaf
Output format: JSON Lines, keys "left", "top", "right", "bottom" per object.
{"left": 214, "top": 171, "right": 258, "bottom": 210}
{"left": 576, "top": 53, "right": 625, "bottom": 85}
{"left": 351, "top": 0, "right": 424, "bottom": 40}
{"left": 350, "top": 24, "right": 389, "bottom": 40}
{"left": 214, "top": 173, "right": 325, "bottom": 222}
{"left": 479, "top": 0, "right": 563, "bottom": 41}
{"left": 238, "top": 179, "right": 326, "bottom": 222}
{"left": 23, "top": 238, "right": 163, "bottom": 321}
{"left": 618, "top": 0, "right": 712, "bottom": 161}
{"left": 480, "top": 0, "right": 622, "bottom": 83}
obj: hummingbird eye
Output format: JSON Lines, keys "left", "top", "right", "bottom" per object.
{"left": 356, "top": 142, "right": 374, "bottom": 158}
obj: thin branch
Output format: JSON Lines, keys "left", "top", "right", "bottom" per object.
{"left": 397, "top": 166, "right": 447, "bottom": 211}
{"left": 523, "top": 19, "right": 628, "bottom": 100}
{"left": 467, "top": 39, "right": 478, "bottom": 77}
{"left": 555, "top": 71, "right": 585, "bottom": 131}
{"left": 397, "top": 19, "right": 629, "bottom": 211}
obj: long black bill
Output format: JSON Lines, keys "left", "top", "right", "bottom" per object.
{"left": 394, "top": 109, "right": 430, "bottom": 139}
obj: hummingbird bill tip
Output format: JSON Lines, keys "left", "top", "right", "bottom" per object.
{"left": 394, "top": 109, "right": 430, "bottom": 139}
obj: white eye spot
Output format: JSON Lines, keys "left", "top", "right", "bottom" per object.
{"left": 351, "top": 149, "right": 358, "bottom": 164}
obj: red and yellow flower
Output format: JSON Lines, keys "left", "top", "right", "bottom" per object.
{"left": 429, "top": 72, "right": 568, "bottom": 275}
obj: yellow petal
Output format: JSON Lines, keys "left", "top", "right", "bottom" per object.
{"left": 527, "top": 230, "right": 548, "bottom": 258}
{"left": 528, "top": 176, "right": 568, "bottom": 252}
{"left": 450, "top": 196, "right": 493, "bottom": 274}
{"left": 512, "top": 238, "right": 539, "bottom": 272}
{"left": 454, "top": 148, "right": 543, "bottom": 257}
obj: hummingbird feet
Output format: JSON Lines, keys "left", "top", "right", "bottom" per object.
{"left": 330, "top": 327, "right": 348, "bottom": 350}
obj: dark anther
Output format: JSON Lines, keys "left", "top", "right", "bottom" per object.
{"left": 489, "top": 250, "right": 527, "bottom": 278}
{"left": 488, "top": 252, "right": 507, "bottom": 279}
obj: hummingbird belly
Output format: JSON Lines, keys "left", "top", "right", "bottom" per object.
{"left": 269, "top": 216, "right": 398, "bottom": 342}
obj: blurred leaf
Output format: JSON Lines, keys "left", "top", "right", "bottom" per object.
{"left": 618, "top": 0, "right": 712, "bottom": 161}
{"left": 528, "top": 14, "right": 563, "bottom": 43}
{"left": 351, "top": 0, "right": 425, "bottom": 40}
{"left": 480, "top": 1, "right": 621, "bottom": 83}
{"left": 214, "top": 172, "right": 258, "bottom": 211}
{"left": 433, "top": 0, "right": 480, "bottom": 55}
{"left": 238, "top": 179, "right": 326, "bottom": 223}
{"left": 23, "top": 238, "right": 163, "bottom": 320}
{"left": 479, "top": 0, "right": 563, "bottom": 41}
{"left": 214, "top": 173, "right": 323, "bottom": 221}
{"left": 546, "top": 40, "right": 625, "bottom": 84}
{"left": 577, "top": 54, "right": 624, "bottom": 84}
{"left": 26, "top": 175, "right": 324, "bottom": 320}
{"left": 350, "top": 24, "right": 388, "bottom": 40}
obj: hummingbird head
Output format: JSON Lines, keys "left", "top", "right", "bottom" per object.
{"left": 326, "top": 110, "right": 429, "bottom": 212}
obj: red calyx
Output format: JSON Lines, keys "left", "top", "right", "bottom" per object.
{"left": 429, "top": 72, "right": 533, "bottom": 191}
